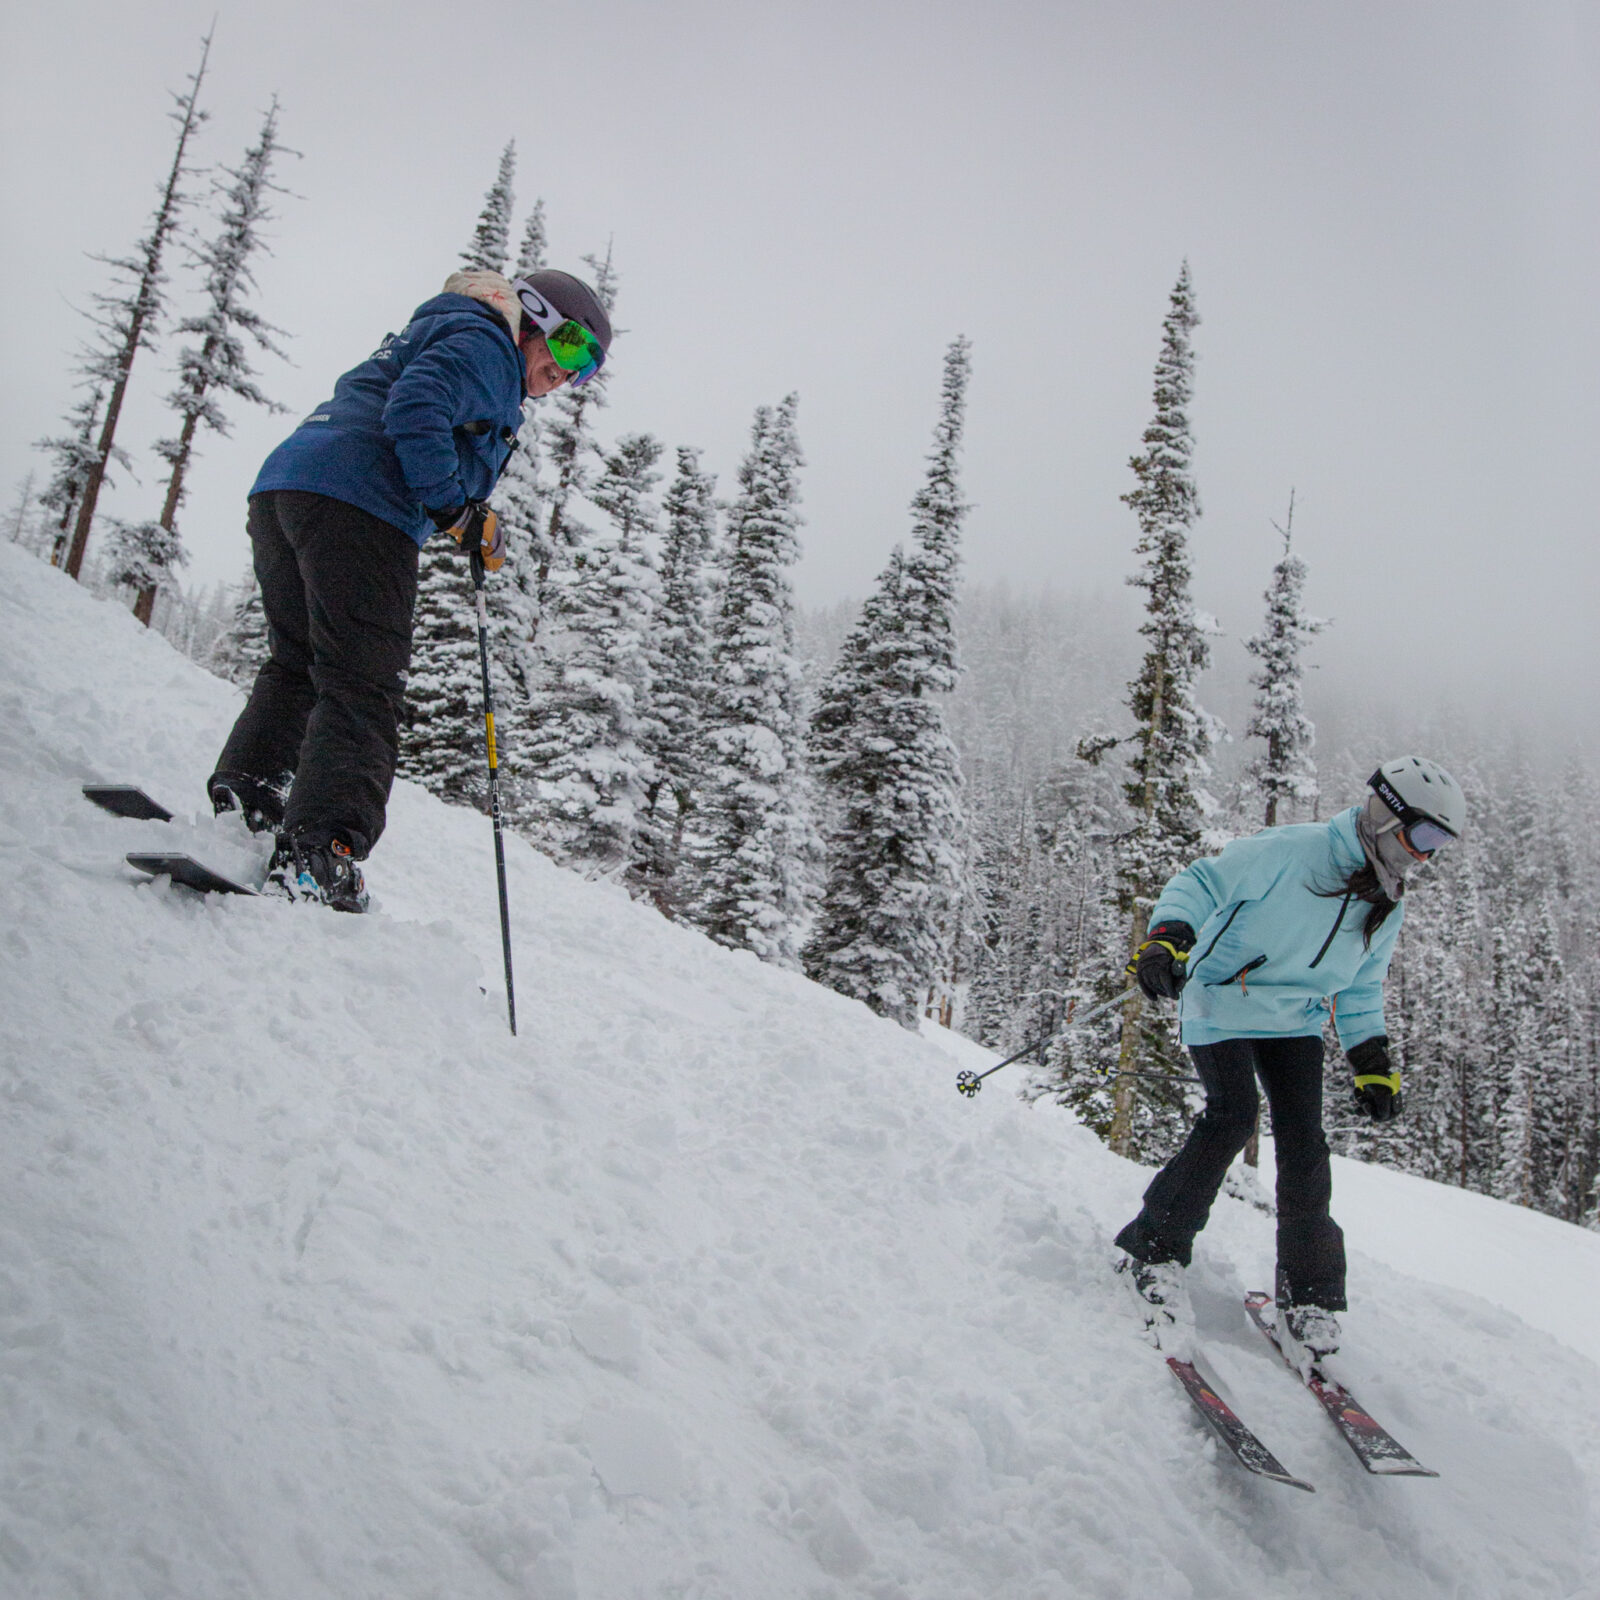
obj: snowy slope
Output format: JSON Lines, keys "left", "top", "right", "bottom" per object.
{"left": 1, "top": 541, "right": 1597, "bottom": 1600}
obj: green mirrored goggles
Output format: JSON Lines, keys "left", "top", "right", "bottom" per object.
{"left": 515, "top": 286, "right": 605, "bottom": 386}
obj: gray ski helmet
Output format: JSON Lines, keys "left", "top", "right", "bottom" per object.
{"left": 1368, "top": 756, "right": 1467, "bottom": 839}
{"left": 510, "top": 269, "right": 613, "bottom": 354}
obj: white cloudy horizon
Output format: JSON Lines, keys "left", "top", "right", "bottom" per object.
{"left": 3, "top": 0, "right": 1595, "bottom": 749}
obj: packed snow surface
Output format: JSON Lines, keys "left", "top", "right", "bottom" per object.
{"left": 2, "top": 540, "right": 1597, "bottom": 1599}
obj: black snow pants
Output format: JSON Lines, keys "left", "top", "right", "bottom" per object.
{"left": 210, "top": 490, "right": 420, "bottom": 859}
{"left": 1114, "top": 1034, "right": 1347, "bottom": 1310}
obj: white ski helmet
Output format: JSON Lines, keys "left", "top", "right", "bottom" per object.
{"left": 1368, "top": 756, "right": 1467, "bottom": 844}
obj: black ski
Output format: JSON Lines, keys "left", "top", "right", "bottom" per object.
{"left": 83, "top": 784, "right": 173, "bottom": 821}
{"left": 126, "top": 853, "right": 257, "bottom": 897}
{"left": 1244, "top": 1291, "right": 1438, "bottom": 1477}
{"left": 1166, "top": 1354, "right": 1316, "bottom": 1492}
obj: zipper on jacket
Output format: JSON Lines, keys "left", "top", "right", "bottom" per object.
{"left": 1206, "top": 954, "right": 1268, "bottom": 990}
{"left": 1309, "top": 893, "right": 1353, "bottom": 971}
{"left": 1190, "top": 902, "right": 1245, "bottom": 971}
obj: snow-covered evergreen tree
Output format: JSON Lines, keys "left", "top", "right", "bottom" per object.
{"left": 460, "top": 141, "right": 516, "bottom": 274}
{"left": 637, "top": 446, "right": 719, "bottom": 909}
{"left": 522, "top": 433, "right": 663, "bottom": 877}
{"left": 539, "top": 245, "right": 617, "bottom": 594}
{"left": 101, "top": 518, "right": 188, "bottom": 601}
{"left": 127, "top": 101, "right": 291, "bottom": 625}
{"left": 61, "top": 31, "right": 212, "bottom": 581}
{"left": 1493, "top": 915, "right": 1540, "bottom": 1207}
{"left": 209, "top": 566, "right": 269, "bottom": 688}
{"left": 36, "top": 387, "right": 122, "bottom": 567}
{"left": 481, "top": 194, "right": 553, "bottom": 763}
{"left": 399, "top": 548, "right": 484, "bottom": 806}
{"left": 403, "top": 151, "right": 530, "bottom": 803}
{"left": 804, "top": 338, "right": 972, "bottom": 1027}
{"left": 1078, "top": 263, "right": 1215, "bottom": 1159}
{"left": 1244, "top": 494, "right": 1326, "bottom": 826}
{"left": 513, "top": 199, "right": 547, "bottom": 279}
{"left": 689, "top": 395, "right": 818, "bottom": 966}
{"left": 5, "top": 472, "right": 40, "bottom": 553}
{"left": 1526, "top": 896, "right": 1580, "bottom": 1216}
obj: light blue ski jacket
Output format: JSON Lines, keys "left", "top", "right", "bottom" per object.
{"left": 1149, "top": 806, "right": 1401, "bottom": 1050}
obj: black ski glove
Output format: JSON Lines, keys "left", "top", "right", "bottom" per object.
{"left": 427, "top": 500, "right": 505, "bottom": 571}
{"left": 1131, "top": 921, "right": 1196, "bottom": 1001}
{"left": 1349, "top": 1035, "right": 1402, "bottom": 1121}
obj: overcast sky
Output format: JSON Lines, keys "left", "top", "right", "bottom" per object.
{"left": 4, "top": 1, "right": 1596, "bottom": 745}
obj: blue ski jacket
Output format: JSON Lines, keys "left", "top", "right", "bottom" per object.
{"left": 1149, "top": 806, "right": 1402, "bottom": 1050}
{"left": 252, "top": 292, "right": 526, "bottom": 547}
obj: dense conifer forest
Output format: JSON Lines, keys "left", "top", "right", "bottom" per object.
{"left": 19, "top": 97, "right": 1595, "bottom": 1234}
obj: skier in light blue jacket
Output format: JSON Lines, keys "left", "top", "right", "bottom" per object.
{"left": 1115, "top": 757, "right": 1467, "bottom": 1356}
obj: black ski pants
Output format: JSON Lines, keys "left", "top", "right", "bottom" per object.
{"left": 1114, "top": 1034, "right": 1346, "bottom": 1310}
{"left": 211, "top": 491, "right": 419, "bottom": 858}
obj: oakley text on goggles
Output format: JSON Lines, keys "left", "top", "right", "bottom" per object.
{"left": 515, "top": 287, "right": 605, "bottom": 387}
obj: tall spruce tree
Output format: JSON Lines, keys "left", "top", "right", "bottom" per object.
{"left": 805, "top": 338, "right": 972, "bottom": 1026}
{"left": 690, "top": 394, "right": 818, "bottom": 966}
{"left": 36, "top": 387, "right": 119, "bottom": 567}
{"left": 63, "top": 31, "right": 212, "bottom": 580}
{"left": 118, "top": 102, "right": 291, "bottom": 625}
{"left": 638, "top": 446, "right": 719, "bottom": 909}
{"left": 1079, "top": 263, "right": 1215, "bottom": 1159}
{"left": 1244, "top": 493, "right": 1326, "bottom": 826}
{"left": 209, "top": 566, "right": 270, "bottom": 687}
{"left": 481, "top": 193, "right": 553, "bottom": 778}
{"left": 539, "top": 245, "right": 617, "bottom": 590}
{"left": 490, "top": 198, "right": 550, "bottom": 641}
{"left": 522, "top": 433, "right": 664, "bottom": 876}
{"left": 513, "top": 199, "right": 547, "bottom": 279}
{"left": 460, "top": 141, "right": 516, "bottom": 273}
{"left": 401, "top": 148, "right": 525, "bottom": 802}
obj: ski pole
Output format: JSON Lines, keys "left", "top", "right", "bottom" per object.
{"left": 956, "top": 986, "right": 1140, "bottom": 1097}
{"left": 469, "top": 545, "right": 517, "bottom": 1036}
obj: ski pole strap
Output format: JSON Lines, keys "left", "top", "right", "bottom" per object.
{"left": 1353, "top": 1072, "right": 1401, "bottom": 1094}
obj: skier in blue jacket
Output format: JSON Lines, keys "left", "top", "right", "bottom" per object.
{"left": 207, "top": 267, "right": 612, "bottom": 910}
{"left": 1115, "top": 757, "right": 1467, "bottom": 1355}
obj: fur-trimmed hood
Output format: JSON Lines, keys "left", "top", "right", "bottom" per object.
{"left": 441, "top": 269, "right": 522, "bottom": 342}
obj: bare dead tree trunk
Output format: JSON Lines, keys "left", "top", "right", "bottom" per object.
{"left": 64, "top": 30, "right": 211, "bottom": 581}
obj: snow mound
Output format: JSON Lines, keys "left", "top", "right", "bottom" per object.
{"left": 2, "top": 542, "right": 1597, "bottom": 1599}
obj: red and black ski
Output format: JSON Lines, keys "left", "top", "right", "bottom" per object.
{"left": 1244, "top": 1291, "right": 1438, "bottom": 1477}
{"left": 1166, "top": 1354, "right": 1316, "bottom": 1492}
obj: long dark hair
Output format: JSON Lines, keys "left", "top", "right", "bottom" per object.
{"left": 1316, "top": 863, "right": 1399, "bottom": 948}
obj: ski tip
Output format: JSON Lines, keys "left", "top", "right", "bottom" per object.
{"left": 1367, "top": 1460, "right": 1441, "bottom": 1478}
{"left": 83, "top": 783, "right": 174, "bottom": 822}
{"left": 126, "top": 853, "right": 257, "bottom": 896}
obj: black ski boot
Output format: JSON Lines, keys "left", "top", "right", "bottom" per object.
{"left": 267, "top": 832, "right": 369, "bottom": 913}
{"left": 1276, "top": 1269, "right": 1341, "bottom": 1357}
{"left": 1116, "top": 1254, "right": 1193, "bottom": 1345}
{"left": 1281, "top": 1303, "right": 1341, "bottom": 1358}
{"left": 209, "top": 770, "right": 291, "bottom": 836}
